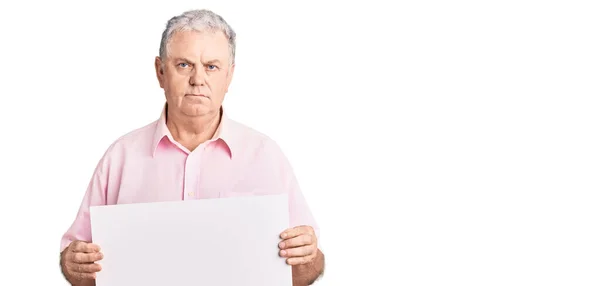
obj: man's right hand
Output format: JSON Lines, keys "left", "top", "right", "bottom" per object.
{"left": 60, "top": 240, "right": 103, "bottom": 285}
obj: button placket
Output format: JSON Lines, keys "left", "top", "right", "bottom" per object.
{"left": 183, "top": 147, "right": 206, "bottom": 200}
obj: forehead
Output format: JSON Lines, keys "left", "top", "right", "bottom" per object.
{"left": 166, "top": 29, "right": 230, "bottom": 62}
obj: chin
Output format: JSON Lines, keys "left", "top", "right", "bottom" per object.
{"left": 183, "top": 105, "right": 214, "bottom": 117}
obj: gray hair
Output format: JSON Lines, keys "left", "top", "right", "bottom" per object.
{"left": 159, "top": 9, "right": 237, "bottom": 65}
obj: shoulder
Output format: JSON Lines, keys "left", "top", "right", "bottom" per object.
{"left": 224, "top": 118, "right": 298, "bottom": 180}
{"left": 225, "top": 117, "right": 286, "bottom": 157}
{"left": 112, "top": 120, "right": 157, "bottom": 150}
{"left": 95, "top": 120, "right": 158, "bottom": 166}
{"left": 119, "top": 119, "right": 158, "bottom": 144}
{"left": 225, "top": 118, "right": 299, "bottom": 186}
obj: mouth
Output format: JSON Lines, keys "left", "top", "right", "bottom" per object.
{"left": 185, "top": 94, "right": 208, "bottom": 98}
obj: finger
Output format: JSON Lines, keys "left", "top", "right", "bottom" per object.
{"left": 76, "top": 271, "right": 97, "bottom": 280}
{"left": 286, "top": 255, "right": 314, "bottom": 266}
{"left": 70, "top": 262, "right": 102, "bottom": 274}
{"left": 71, "top": 241, "right": 101, "bottom": 253}
{"left": 279, "top": 234, "right": 314, "bottom": 249}
{"left": 280, "top": 225, "right": 313, "bottom": 239}
{"left": 279, "top": 245, "right": 314, "bottom": 258}
{"left": 72, "top": 252, "right": 103, "bottom": 263}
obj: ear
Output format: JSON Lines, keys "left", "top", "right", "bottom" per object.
{"left": 154, "top": 56, "right": 165, "bottom": 88}
{"left": 225, "top": 63, "right": 235, "bottom": 93}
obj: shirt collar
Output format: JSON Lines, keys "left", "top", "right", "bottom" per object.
{"left": 151, "top": 103, "right": 236, "bottom": 158}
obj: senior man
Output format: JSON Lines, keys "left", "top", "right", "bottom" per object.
{"left": 59, "top": 9, "right": 324, "bottom": 286}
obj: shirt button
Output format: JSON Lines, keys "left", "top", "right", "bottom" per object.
{"left": 188, "top": 192, "right": 194, "bottom": 197}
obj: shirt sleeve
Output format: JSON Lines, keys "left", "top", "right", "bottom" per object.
{"left": 268, "top": 139, "right": 322, "bottom": 249}
{"left": 59, "top": 152, "right": 109, "bottom": 253}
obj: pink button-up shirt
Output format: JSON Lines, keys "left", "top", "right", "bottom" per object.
{"left": 60, "top": 107, "right": 319, "bottom": 252}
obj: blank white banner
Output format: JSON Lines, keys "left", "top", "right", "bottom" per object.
{"left": 90, "top": 194, "right": 291, "bottom": 286}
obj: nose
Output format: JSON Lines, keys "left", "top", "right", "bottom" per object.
{"left": 190, "top": 67, "right": 206, "bottom": 86}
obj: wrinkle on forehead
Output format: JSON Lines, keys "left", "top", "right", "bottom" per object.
{"left": 164, "top": 30, "right": 231, "bottom": 64}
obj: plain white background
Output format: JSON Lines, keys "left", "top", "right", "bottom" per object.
{"left": 0, "top": 0, "right": 599, "bottom": 285}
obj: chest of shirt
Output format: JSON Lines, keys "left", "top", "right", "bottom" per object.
{"left": 108, "top": 149, "right": 282, "bottom": 205}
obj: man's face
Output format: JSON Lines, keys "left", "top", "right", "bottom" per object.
{"left": 155, "top": 30, "right": 234, "bottom": 118}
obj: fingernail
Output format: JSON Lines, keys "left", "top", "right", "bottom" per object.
{"left": 279, "top": 242, "right": 285, "bottom": 249}
{"left": 281, "top": 233, "right": 287, "bottom": 238}
{"left": 280, "top": 250, "right": 286, "bottom": 256}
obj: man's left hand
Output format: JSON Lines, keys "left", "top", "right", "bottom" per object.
{"left": 278, "top": 225, "right": 318, "bottom": 265}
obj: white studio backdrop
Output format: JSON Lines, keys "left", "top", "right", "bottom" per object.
{"left": 0, "top": 0, "right": 599, "bottom": 285}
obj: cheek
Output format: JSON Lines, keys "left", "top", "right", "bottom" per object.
{"left": 165, "top": 76, "right": 188, "bottom": 93}
{"left": 208, "top": 76, "right": 228, "bottom": 92}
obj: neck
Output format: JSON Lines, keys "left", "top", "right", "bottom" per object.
{"left": 166, "top": 107, "right": 221, "bottom": 151}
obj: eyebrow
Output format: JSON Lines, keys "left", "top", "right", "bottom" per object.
{"left": 205, "top": 59, "right": 222, "bottom": 66}
{"left": 173, "top": 58, "right": 222, "bottom": 65}
{"left": 174, "top": 57, "right": 193, "bottom": 63}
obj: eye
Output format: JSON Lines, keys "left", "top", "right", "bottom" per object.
{"left": 178, "top": 62, "right": 190, "bottom": 68}
{"left": 207, "top": 65, "right": 218, "bottom": 70}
